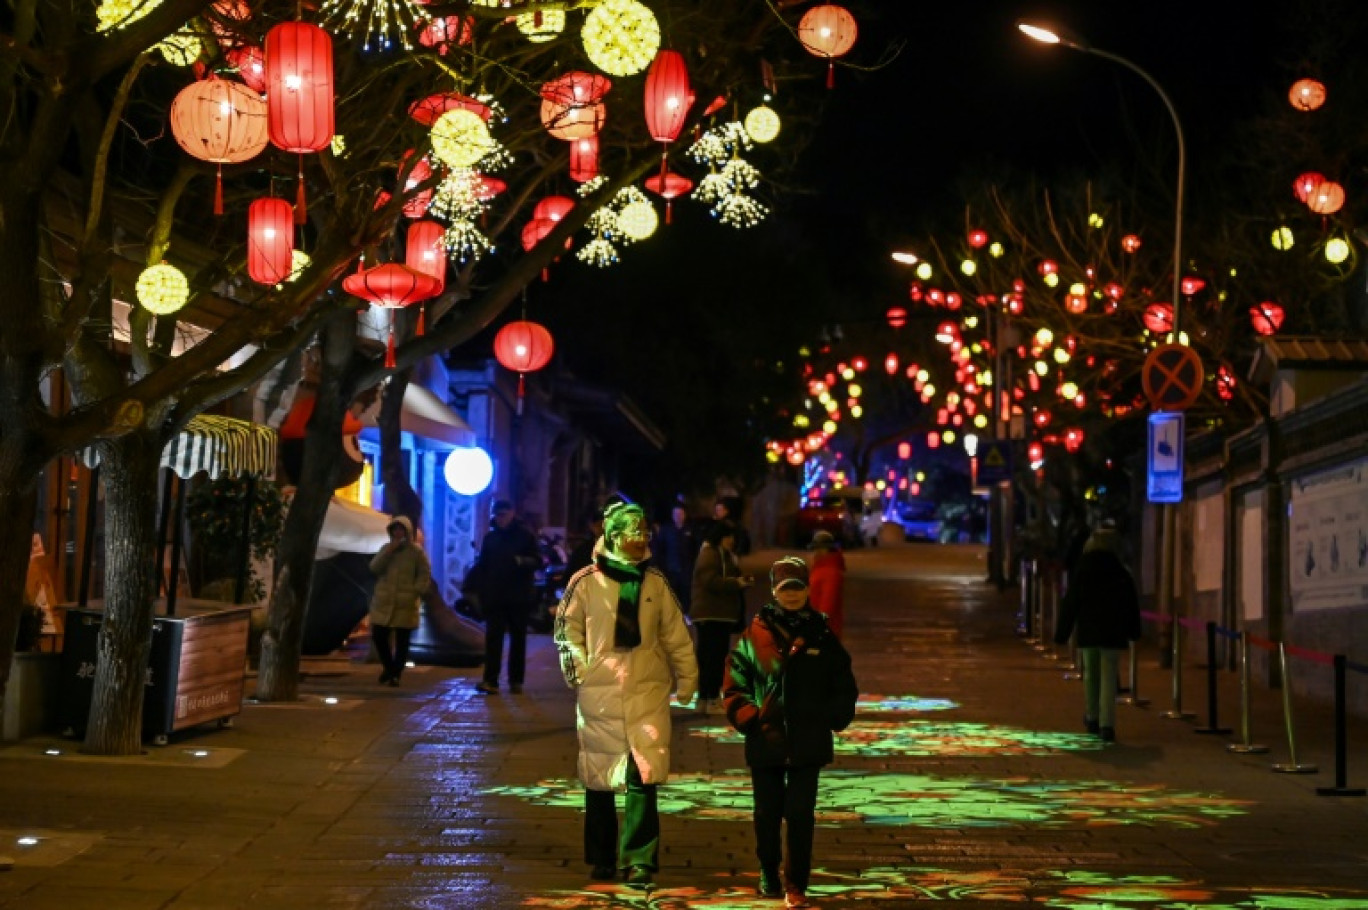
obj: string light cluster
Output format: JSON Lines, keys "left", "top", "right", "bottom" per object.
{"left": 688, "top": 122, "right": 767, "bottom": 228}
{"left": 320, "top": 0, "right": 425, "bottom": 51}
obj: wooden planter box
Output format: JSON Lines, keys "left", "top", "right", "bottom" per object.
{"left": 3, "top": 651, "right": 61, "bottom": 742}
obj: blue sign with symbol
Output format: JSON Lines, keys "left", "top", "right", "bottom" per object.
{"left": 1147, "top": 411, "right": 1185, "bottom": 503}
{"left": 977, "top": 440, "right": 1013, "bottom": 485}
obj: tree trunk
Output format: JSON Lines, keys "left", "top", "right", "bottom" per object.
{"left": 0, "top": 487, "right": 40, "bottom": 717}
{"left": 379, "top": 367, "right": 421, "bottom": 524}
{"left": 256, "top": 314, "right": 354, "bottom": 701}
{"left": 83, "top": 431, "right": 162, "bottom": 755}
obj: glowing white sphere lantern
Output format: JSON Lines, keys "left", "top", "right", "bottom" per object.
{"left": 444, "top": 445, "right": 494, "bottom": 496}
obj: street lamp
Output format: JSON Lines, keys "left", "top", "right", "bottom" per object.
{"left": 1017, "top": 20, "right": 1186, "bottom": 336}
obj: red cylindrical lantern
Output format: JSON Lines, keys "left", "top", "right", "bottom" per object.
{"left": 884, "top": 353, "right": 898, "bottom": 375}
{"left": 169, "top": 77, "right": 269, "bottom": 214}
{"left": 247, "top": 197, "right": 294, "bottom": 285}
{"left": 1307, "top": 180, "right": 1345, "bottom": 214}
{"left": 494, "top": 320, "right": 555, "bottom": 413}
{"left": 540, "top": 72, "right": 611, "bottom": 140}
{"left": 1250, "top": 302, "right": 1285, "bottom": 336}
{"left": 405, "top": 220, "right": 446, "bottom": 292}
{"left": 265, "top": 22, "right": 334, "bottom": 153}
{"left": 1143, "top": 302, "right": 1174, "bottom": 334}
{"left": 569, "top": 135, "right": 599, "bottom": 183}
{"left": 643, "top": 49, "right": 691, "bottom": 145}
{"left": 797, "top": 4, "right": 858, "bottom": 87}
{"left": 886, "top": 306, "right": 907, "bottom": 328}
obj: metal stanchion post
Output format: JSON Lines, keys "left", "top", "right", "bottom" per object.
{"left": 1315, "top": 655, "right": 1364, "bottom": 797}
{"left": 1119, "top": 640, "right": 1149, "bottom": 707}
{"left": 1033, "top": 565, "right": 1051, "bottom": 653}
{"left": 1195, "top": 621, "right": 1232, "bottom": 734}
{"left": 1043, "top": 569, "right": 1060, "bottom": 661}
{"left": 1271, "top": 642, "right": 1317, "bottom": 774}
{"left": 1227, "top": 633, "right": 1268, "bottom": 754}
{"left": 1161, "top": 618, "right": 1195, "bottom": 719}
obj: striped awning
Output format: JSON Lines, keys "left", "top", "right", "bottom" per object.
{"left": 82, "top": 415, "right": 277, "bottom": 480}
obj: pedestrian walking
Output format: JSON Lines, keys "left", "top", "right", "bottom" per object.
{"left": 653, "top": 500, "right": 698, "bottom": 612}
{"left": 472, "top": 499, "right": 542, "bottom": 695}
{"left": 368, "top": 515, "right": 431, "bottom": 686}
{"left": 807, "top": 530, "right": 846, "bottom": 638}
{"left": 724, "top": 556, "right": 858, "bottom": 908}
{"left": 1053, "top": 524, "right": 1141, "bottom": 742}
{"left": 554, "top": 500, "right": 699, "bottom": 890}
{"left": 690, "top": 520, "right": 754, "bottom": 714}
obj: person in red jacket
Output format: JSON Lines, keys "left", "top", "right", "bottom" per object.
{"left": 724, "top": 556, "right": 859, "bottom": 908}
{"left": 806, "top": 530, "right": 846, "bottom": 637}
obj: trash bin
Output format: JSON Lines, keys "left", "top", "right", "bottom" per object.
{"left": 61, "top": 600, "right": 253, "bottom": 745}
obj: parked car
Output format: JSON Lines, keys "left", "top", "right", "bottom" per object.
{"left": 795, "top": 498, "right": 855, "bottom": 547}
{"left": 894, "top": 499, "right": 943, "bottom": 542}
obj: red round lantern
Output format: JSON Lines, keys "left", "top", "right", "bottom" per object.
{"left": 247, "top": 197, "right": 294, "bottom": 285}
{"left": 1063, "top": 428, "right": 1085, "bottom": 453}
{"left": 1180, "top": 275, "right": 1206, "bottom": 296}
{"left": 494, "top": 320, "right": 555, "bottom": 412}
{"left": 540, "top": 72, "right": 611, "bottom": 140}
{"left": 944, "top": 292, "right": 962, "bottom": 311}
{"left": 399, "top": 151, "right": 434, "bottom": 218}
{"left": 1250, "top": 302, "right": 1285, "bottom": 336}
{"left": 797, "top": 4, "right": 857, "bottom": 87}
{"left": 1143, "top": 302, "right": 1174, "bottom": 334}
{"left": 169, "top": 77, "right": 269, "bottom": 214}
{"left": 474, "top": 175, "right": 507, "bottom": 201}
{"left": 897, "top": 442, "right": 911, "bottom": 460}
{"left": 884, "top": 353, "right": 899, "bottom": 374}
{"left": 265, "top": 22, "right": 334, "bottom": 153}
{"left": 1064, "top": 294, "right": 1087, "bottom": 314}
{"left": 643, "top": 49, "right": 692, "bottom": 145}
{"left": 1293, "top": 171, "right": 1325, "bottom": 203}
{"left": 886, "top": 306, "right": 907, "bottom": 329}
{"left": 418, "top": 15, "right": 473, "bottom": 54}
{"left": 226, "top": 44, "right": 266, "bottom": 93}
{"left": 967, "top": 229, "right": 988, "bottom": 249}
{"left": 408, "top": 92, "right": 490, "bottom": 126}
{"left": 405, "top": 220, "right": 446, "bottom": 292}
{"left": 343, "top": 263, "right": 441, "bottom": 368}
{"left": 534, "top": 195, "right": 576, "bottom": 223}
{"left": 1288, "top": 78, "right": 1326, "bottom": 111}
{"left": 1307, "top": 180, "right": 1345, "bottom": 214}
{"left": 644, "top": 170, "right": 693, "bottom": 223}
{"left": 569, "top": 135, "right": 599, "bottom": 183}
{"left": 1121, "top": 234, "right": 1142, "bottom": 253}
{"left": 1037, "top": 259, "right": 1058, "bottom": 276}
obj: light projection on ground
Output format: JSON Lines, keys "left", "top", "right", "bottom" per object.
{"left": 691, "top": 719, "right": 1104, "bottom": 757}
{"left": 854, "top": 693, "right": 959, "bottom": 713}
{"left": 485, "top": 769, "right": 1249, "bottom": 828}
{"left": 519, "top": 868, "right": 1368, "bottom": 908}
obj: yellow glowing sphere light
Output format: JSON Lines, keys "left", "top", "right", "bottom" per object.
{"left": 1326, "top": 237, "right": 1351, "bottom": 263}
{"left": 582, "top": 0, "right": 660, "bottom": 77}
{"left": 517, "top": 9, "right": 566, "bottom": 42}
{"left": 744, "top": 105, "right": 781, "bottom": 143}
{"left": 431, "top": 108, "right": 494, "bottom": 169}
{"left": 137, "top": 262, "right": 190, "bottom": 315}
{"left": 1271, "top": 226, "right": 1294, "bottom": 251}
{"left": 616, "top": 200, "right": 659, "bottom": 240}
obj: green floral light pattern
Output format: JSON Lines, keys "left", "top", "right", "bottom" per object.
{"left": 519, "top": 868, "right": 1368, "bottom": 908}
{"left": 855, "top": 694, "right": 959, "bottom": 713}
{"left": 690, "top": 718, "right": 1105, "bottom": 756}
{"left": 484, "top": 769, "right": 1249, "bottom": 828}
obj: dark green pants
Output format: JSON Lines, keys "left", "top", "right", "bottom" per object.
{"left": 584, "top": 757, "right": 659, "bottom": 870}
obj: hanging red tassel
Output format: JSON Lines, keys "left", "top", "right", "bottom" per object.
{"left": 516, "top": 373, "right": 526, "bottom": 415}
{"left": 534, "top": 9, "right": 542, "bottom": 26}
{"left": 659, "top": 151, "right": 668, "bottom": 183}
{"left": 541, "top": 267, "right": 549, "bottom": 283}
{"left": 294, "top": 158, "right": 307, "bottom": 225}
{"left": 826, "top": 61, "right": 835, "bottom": 89}
{"left": 417, "top": 304, "right": 426, "bottom": 337}
{"left": 214, "top": 167, "right": 224, "bottom": 216}
{"left": 665, "top": 200, "right": 673, "bottom": 225}
{"left": 385, "top": 331, "right": 396, "bottom": 369}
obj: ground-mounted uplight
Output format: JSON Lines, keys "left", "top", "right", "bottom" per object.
{"left": 183, "top": 749, "right": 212, "bottom": 759}
{"left": 16, "top": 836, "right": 41, "bottom": 847}
{"left": 323, "top": 696, "right": 340, "bottom": 705}
{"left": 43, "top": 748, "right": 62, "bottom": 757}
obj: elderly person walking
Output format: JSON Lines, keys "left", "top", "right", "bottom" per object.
{"left": 554, "top": 500, "right": 699, "bottom": 890}
{"left": 369, "top": 516, "right": 431, "bottom": 686}
{"left": 1053, "top": 523, "right": 1141, "bottom": 742}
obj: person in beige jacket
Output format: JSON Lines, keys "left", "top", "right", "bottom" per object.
{"left": 369, "top": 516, "right": 431, "bottom": 686}
{"left": 554, "top": 500, "right": 698, "bottom": 890}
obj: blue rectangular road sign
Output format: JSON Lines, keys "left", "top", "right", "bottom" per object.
{"left": 1147, "top": 411, "right": 1185, "bottom": 503}
{"left": 977, "top": 440, "right": 1013, "bottom": 485}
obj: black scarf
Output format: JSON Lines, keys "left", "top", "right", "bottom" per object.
{"left": 596, "top": 550, "right": 645, "bottom": 649}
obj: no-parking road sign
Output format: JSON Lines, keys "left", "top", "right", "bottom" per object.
{"left": 1141, "top": 344, "right": 1204, "bottom": 411}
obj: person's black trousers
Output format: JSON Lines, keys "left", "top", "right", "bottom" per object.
{"left": 371, "top": 625, "right": 411, "bottom": 679}
{"left": 695, "top": 621, "right": 733, "bottom": 700}
{"left": 750, "top": 764, "right": 821, "bottom": 891}
{"left": 483, "top": 600, "right": 529, "bottom": 686}
{"left": 584, "top": 757, "right": 660, "bottom": 871}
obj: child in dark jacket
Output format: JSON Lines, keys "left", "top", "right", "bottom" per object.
{"left": 724, "top": 556, "right": 859, "bottom": 908}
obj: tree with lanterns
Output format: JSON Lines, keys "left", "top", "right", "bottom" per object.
{"left": 0, "top": 0, "right": 875, "bottom": 753}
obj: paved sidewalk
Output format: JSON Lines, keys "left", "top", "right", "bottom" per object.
{"left": 2, "top": 544, "right": 1367, "bottom": 909}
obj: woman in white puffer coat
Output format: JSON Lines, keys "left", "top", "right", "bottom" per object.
{"left": 554, "top": 500, "right": 698, "bottom": 889}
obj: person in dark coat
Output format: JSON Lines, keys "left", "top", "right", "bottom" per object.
{"left": 652, "top": 502, "right": 698, "bottom": 612}
{"left": 689, "top": 520, "right": 753, "bottom": 713}
{"left": 473, "top": 499, "right": 542, "bottom": 695}
{"left": 1053, "top": 525, "right": 1142, "bottom": 742}
{"left": 724, "top": 556, "right": 858, "bottom": 908}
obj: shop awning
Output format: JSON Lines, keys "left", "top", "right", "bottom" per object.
{"left": 82, "top": 414, "right": 278, "bottom": 480}
{"left": 360, "top": 384, "right": 476, "bottom": 449}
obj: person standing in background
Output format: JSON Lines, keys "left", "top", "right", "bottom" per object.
{"left": 690, "top": 520, "right": 753, "bottom": 713}
{"left": 653, "top": 500, "right": 698, "bottom": 612}
{"left": 369, "top": 516, "right": 431, "bottom": 686}
{"left": 473, "top": 499, "right": 542, "bottom": 695}
{"left": 807, "top": 530, "right": 847, "bottom": 638}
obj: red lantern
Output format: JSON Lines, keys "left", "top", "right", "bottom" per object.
{"left": 399, "top": 152, "right": 434, "bottom": 218}
{"left": 1180, "top": 275, "right": 1206, "bottom": 296}
{"left": 418, "top": 15, "right": 473, "bottom": 54}
{"left": 474, "top": 175, "right": 506, "bottom": 201}
{"left": 408, "top": 92, "right": 490, "bottom": 126}
{"left": 1307, "top": 180, "right": 1345, "bottom": 214}
{"left": 967, "top": 229, "right": 988, "bottom": 249}
{"left": 883, "top": 353, "right": 898, "bottom": 374}
{"left": 343, "top": 263, "right": 441, "bottom": 368}
{"left": 405, "top": 220, "right": 446, "bottom": 291}
{"left": 1064, "top": 294, "right": 1087, "bottom": 314}
{"left": 1250, "top": 302, "right": 1284, "bottom": 336}
{"left": 644, "top": 170, "right": 693, "bottom": 223}
{"left": 1216, "top": 364, "right": 1236, "bottom": 400}
{"left": 247, "top": 197, "right": 294, "bottom": 285}
{"left": 927, "top": 432, "right": 940, "bottom": 449}
{"left": 1293, "top": 171, "right": 1325, "bottom": 203}
{"left": 209, "top": 0, "right": 251, "bottom": 49}
{"left": 534, "top": 195, "right": 576, "bottom": 223}
{"left": 886, "top": 306, "right": 907, "bottom": 329}
{"left": 227, "top": 44, "right": 266, "bottom": 93}
{"left": 1289, "top": 78, "right": 1326, "bottom": 111}
{"left": 643, "top": 49, "right": 692, "bottom": 164}
{"left": 540, "top": 72, "right": 611, "bottom": 140}
{"left": 797, "top": 4, "right": 858, "bottom": 88}
{"left": 1121, "top": 234, "right": 1142, "bottom": 253}
{"left": 897, "top": 442, "right": 911, "bottom": 460}
{"left": 265, "top": 22, "right": 334, "bottom": 223}
{"left": 944, "top": 292, "right": 962, "bottom": 311}
{"left": 169, "top": 77, "right": 269, "bottom": 214}
{"left": 494, "top": 320, "right": 555, "bottom": 413}
{"left": 1104, "top": 282, "right": 1124, "bottom": 301}
{"left": 1037, "top": 259, "right": 1058, "bottom": 276}
{"left": 1143, "top": 302, "right": 1174, "bottom": 334}
{"left": 569, "top": 135, "right": 599, "bottom": 183}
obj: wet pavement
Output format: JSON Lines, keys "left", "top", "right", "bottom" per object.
{"left": 2, "top": 543, "right": 1368, "bottom": 909}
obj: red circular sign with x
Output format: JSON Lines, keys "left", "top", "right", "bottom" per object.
{"left": 1142, "top": 344, "right": 1204, "bottom": 411}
